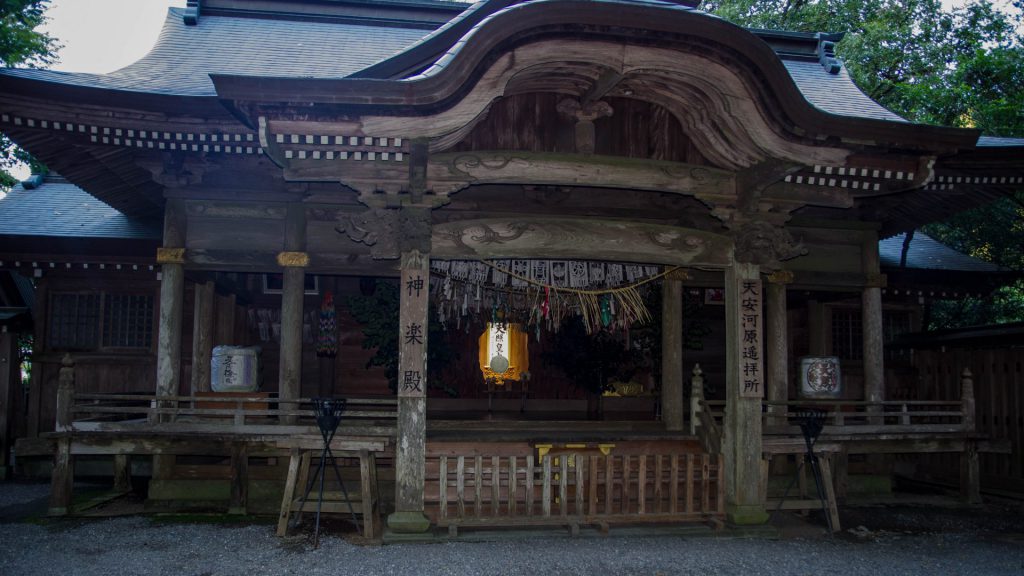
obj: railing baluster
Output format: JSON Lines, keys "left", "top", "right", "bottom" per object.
{"left": 542, "top": 454, "right": 552, "bottom": 517}
{"left": 685, "top": 453, "right": 694, "bottom": 514}
{"left": 492, "top": 455, "right": 501, "bottom": 517}
{"left": 670, "top": 454, "right": 679, "bottom": 514}
{"left": 622, "top": 455, "right": 631, "bottom": 514}
{"left": 574, "top": 454, "right": 584, "bottom": 516}
{"left": 456, "top": 456, "right": 466, "bottom": 520}
{"left": 509, "top": 456, "right": 517, "bottom": 517}
{"left": 701, "top": 453, "right": 711, "bottom": 513}
{"left": 604, "top": 454, "right": 613, "bottom": 515}
{"left": 439, "top": 456, "right": 448, "bottom": 521}
{"left": 526, "top": 455, "right": 535, "bottom": 517}
{"left": 654, "top": 455, "right": 664, "bottom": 514}
{"left": 559, "top": 455, "right": 568, "bottom": 517}
{"left": 474, "top": 456, "right": 483, "bottom": 518}
{"left": 588, "top": 455, "right": 599, "bottom": 516}
{"left": 637, "top": 454, "right": 647, "bottom": 515}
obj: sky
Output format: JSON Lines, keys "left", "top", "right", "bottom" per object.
{"left": 41, "top": 0, "right": 187, "bottom": 74}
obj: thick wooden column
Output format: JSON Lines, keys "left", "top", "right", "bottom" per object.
{"left": 661, "top": 273, "right": 684, "bottom": 431}
{"left": 387, "top": 250, "right": 431, "bottom": 533}
{"left": 278, "top": 204, "right": 307, "bottom": 424}
{"left": 190, "top": 281, "right": 215, "bottom": 395}
{"left": 765, "top": 272, "right": 791, "bottom": 427}
{"left": 48, "top": 355, "right": 75, "bottom": 515}
{"left": 724, "top": 262, "right": 768, "bottom": 524}
{"left": 156, "top": 199, "right": 187, "bottom": 411}
{"left": 0, "top": 333, "right": 15, "bottom": 479}
{"left": 959, "top": 368, "right": 981, "bottom": 504}
{"left": 861, "top": 231, "right": 885, "bottom": 409}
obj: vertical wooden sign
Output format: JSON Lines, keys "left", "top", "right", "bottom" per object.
{"left": 398, "top": 252, "right": 429, "bottom": 398}
{"left": 738, "top": 278, "right": 764, "bottom": 398}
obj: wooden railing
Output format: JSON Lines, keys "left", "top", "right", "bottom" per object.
{"left": 62, "top": 392, "right": 397, "bottom": 435}
{"left": 425, "top": 441, "right": 725, "bottom": 532}
{"left": 686, "top": 365, "right": 977, "bottom": 438}
{"left": 761, "top": 399, "right": 968, "bottom": 435}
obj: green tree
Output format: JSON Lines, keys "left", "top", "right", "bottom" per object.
{"left": 707, "top": 0, "right": 1024, "bottom": 326}
{"left": 1, "top": 0, "right": 58, "bottom": 190}
{"left": 704, "top": 0, "right": 1024, "bottom": 136}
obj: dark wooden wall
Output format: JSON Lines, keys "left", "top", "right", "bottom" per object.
{"left": 453, "top": 93, "right": 708, "bottom": 165}
{"left": 911, "top": 346, "right": 1024, "bottom": 493}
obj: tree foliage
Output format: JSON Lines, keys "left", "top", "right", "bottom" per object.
{"left": 0, "top": 0, "right": 58, "bottom": 190}
{"left": 346, "top": 280, "right": 458, "bottom": 395}
{"left": 705, "top": 0, "right": 1024, "bottom": 135}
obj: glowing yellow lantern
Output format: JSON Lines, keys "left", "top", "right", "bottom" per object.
{"left": 478, "top": 323, "right": 529, "bottom": 385}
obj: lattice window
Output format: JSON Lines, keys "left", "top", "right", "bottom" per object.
{"left": 883, "top": 310, "right": 913, "bottom": 362}
{"left": 831, "top": 308, "right": 863, "bottom": 361}
{"left": 49, "top": 293, "right": 100, "bottom": 350}
{"left": 49, "top": 292, "right": 153, "bottom": 351}
{"left": 103, "top": 294, "right": 154, "bottom": 348}
{"left": 832, "top": 308, "right": 914, "bottom": 363}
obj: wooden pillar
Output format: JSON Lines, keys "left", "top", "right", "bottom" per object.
{"left": 48, "top": 354, "right": 75, "bottom": 516}
{"left": 724, "top": 262, "right": 768, "bottom": 525}
{"left": 387, "top": 250, "right": 431, "bottom": 533}
{"left": 278, "top": 203, "right": 307, "bottom": 424}
{"left": 0, "top": 333, "right": 16, "bottom": 479}
{"left": 156, "top": 199, "right": 187, "bottom": 419}
{"left": 861, "top": 231, "right": 885, "bottom": 407}
{"left": 661, "top": 272, "right": 684, "bottom": 431}
{"left": 960, "top": 368, "right": 981, "bottom": 504}
{"left": 113, "top": 455, "right": 132, "bottom": 493}
{"left": 191, "top": 281, "right": 215, "bottom": 395}
{"left": 27, "top": 277, "right": 48, "bottom": 438}
{"left": 229, "top": 442, "right": 249, "bottom": 514}
{"left": 765, "top": 272, "right": 791, "bottom": 428}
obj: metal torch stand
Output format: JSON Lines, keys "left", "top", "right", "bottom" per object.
{"left": 290, "top": 398, "right": 359, "bottom": 547}
{"left": 775, "top": 407, "right": 836, "bottom": 533}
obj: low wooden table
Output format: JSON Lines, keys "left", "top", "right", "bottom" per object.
{"left": 275, "top": 436, "right": 386, "bottom": 539}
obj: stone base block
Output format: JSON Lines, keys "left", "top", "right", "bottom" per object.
{"left": 387, "top": 510, "right": 431, "bottom": 533}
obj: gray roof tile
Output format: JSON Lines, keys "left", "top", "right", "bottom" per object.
{"left": 781, "top": 60, "right": 906, "bottom": 122}
{"left": 879, "top": 232, "right": 1001, "bottom": 272}
{"left": 0, "top": 176, "right": 160, "bottom": 240}
{"left": 977, "top": 136, "right": 1024, "bottom": 147}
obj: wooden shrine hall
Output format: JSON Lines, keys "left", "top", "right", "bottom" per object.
{"left": 0, "top": 0, "right": 1020, "bottom": 536}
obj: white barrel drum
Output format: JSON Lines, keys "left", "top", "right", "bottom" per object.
{"left": 799, "top": 356, "right": 842, "bottom": 398}
{"left": 211, "top": 346, "right": 261, "bottom": 392}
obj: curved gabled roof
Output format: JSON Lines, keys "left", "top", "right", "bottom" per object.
{"left": 0, "top": 0, "right": 923, "bottom": 128}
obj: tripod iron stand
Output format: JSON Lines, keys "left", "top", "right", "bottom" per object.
{"left": 288, "top": 398, "right": 360, "bottom": 547}
{"left": 773, "top": 407, "right": 839, "bottom": 533}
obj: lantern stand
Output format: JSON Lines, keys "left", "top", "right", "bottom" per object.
{"left": 290, "top": 397, "right": 359, "bottom": 547}
{"left": 772, "top": 406, "right": 835, "bottom": 533}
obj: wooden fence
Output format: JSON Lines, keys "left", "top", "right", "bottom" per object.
{"left": 425, "top": 441, "right": 725, "bottom": 532}
{"left": 914, "top": 347, "right": 1023, "bottom": 492}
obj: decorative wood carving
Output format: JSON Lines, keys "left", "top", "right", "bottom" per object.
{"left": 733, "top": 220, "right": 807, "bottom": 268}
{"left": 147, "top": 155, "right": 216, "bottom": 189}
{"left": 429, "top": 151, "right": 734, "bottom": 198}
{"left": 556, "top": 98, "right": 613, "bottom": 154}
{"left": 432, "top": 218, "right": 731, "bottom": 266}
{"left": 335, "top": 207, "right": 431, "bottom": 260}
{"left": 187, "top": 202, "right": 286, "bottom": 219}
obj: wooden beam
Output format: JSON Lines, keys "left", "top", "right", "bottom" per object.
{"left": 431, "top": 217, "right": 732, "bottom": 266}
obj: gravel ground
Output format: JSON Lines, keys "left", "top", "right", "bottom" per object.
{"left": 0, "top": 483, "right": 1021, "bottom": 576}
